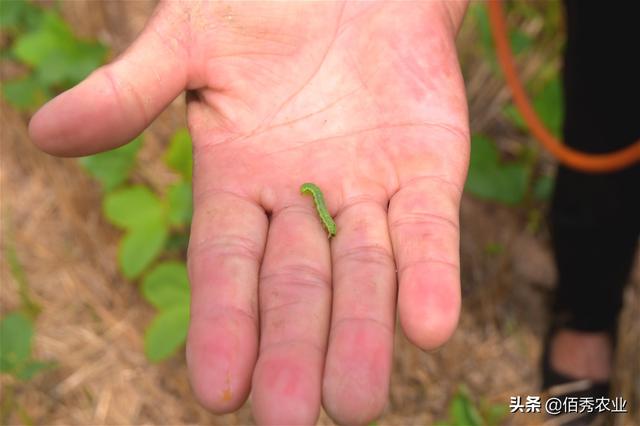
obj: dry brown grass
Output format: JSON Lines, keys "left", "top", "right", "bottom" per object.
{"left": 1, "top": 1, "right": 638, "bottom": 425}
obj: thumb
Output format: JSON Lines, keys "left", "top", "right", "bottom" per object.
{"left": 29, "top": 3, "right": 189, "bottom": 157}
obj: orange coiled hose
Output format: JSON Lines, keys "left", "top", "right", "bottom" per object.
{"left": 486, "top": 0, "right": 640, "bottom": 173}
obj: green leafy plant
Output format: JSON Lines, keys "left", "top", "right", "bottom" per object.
{"left": 80, "top": 128, "right": 193, "bottom": 361}
{"left": 4, "top": 2, "right": 193, "bottom": 362}
{"left": 465, "top": 2, "right": 559, "bottom": 205}
{"left": 1, "top": 230, "right": 53, "bottom": 381}
{"left": 164, "top": 128, "right": 193, "bottom": 182}
{"left": 164, "top": 128, "right": 195, "bottom": 226}
{"left": 81, "top": 131, "right": 193, "bottom": 279}
{"left": 0, "top": 0, "right": 42, "bottom": 33}
{"left": 503, "top": 77, "right": 564, "bottom": 138}
{"left": 79, "top": 137, "right": 142, "bottom": 191}
{"left": 1, "top": 0, "right": 107, "bottom": 111}
{"left": 436, "top": 385, "right": 509, "bottom": 426}
{"left": 532, "top": 174, "right": 554, "bottom": 201}
{"left": 1, "top": 221, "right": 55, "bottom": 424}
{"left": 0, "top": 312, "right": 53, "bottom": 380}
{"left": 5, "top": 235, "right": 41, "bottom": 319}
{"left": 103, "top": 185, "right": 169, "bottom": 278}
{"left": 465, "top": 135, "right": 530, "bottom": 205}
{"left": 465, "top": 134, "right": 555, "bottom": 205}
{"left": 142, "top": 262, "right": 190, "bottom": 361}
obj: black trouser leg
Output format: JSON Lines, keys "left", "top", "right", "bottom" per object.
{"left": 550, "top": 0, "right": 640, "bottom": 332}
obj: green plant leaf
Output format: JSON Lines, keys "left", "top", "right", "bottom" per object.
{"left": 465, "top": 135, "right": 530, "bottom": 205}
{"left": 144, "top": 305, "right": 189, "bottom": 362}
{"left": 494, "top": 165, "right": 529, "bottom": 204}
{"left": 449, "top": 386, "right": 483, "bottom": 426}
{"left": 165, "top": 233, "right": 190, "bottom": 252}
{"left": 484, "top": 403, "right": 509, "bottom": 426}
{"left": 79, "top": 137, "right": 142, "bottom": 191}
{"left": 166, "top": 181, "right": 193, "bottom": 226}
{"left": 4, "top": 236, "right": 41, "bottom": 318}
{"left": 0, "top": 0, "right": 42, "bottom": 32}
{"left": 509, "top": 29, "right": 533, "bottom": 55}
{"left": 103, "top": 186, "right": 165, "bottom": 230}
{"left": 533, "top": 174, "right": 554, "bottom": 201}
{"left": 0, "top": 312, "right": 33, "bottom": 374}
{"left": 16, "top": 360, "right": 55, "bottom": 381}
{"left": 533, "top": 77, "right": 563, "bottom": 137}
{"left": 2, "top": 74, "right": 50, "bottom": 110}
{"left": 503, "top": 78, "right": 563, "bottom": 138}
{"left": 0, "top": 0, "right": 27, "bottom": 30}
{"left": 119, "top": 223, "right": 168, "bottom": 279}
{"left": 468, "top": 134, "right": 499, "bottom": 167}
{"left": 142, "top": 262, "right": 190, "bottom": 309}
{"left": 11, "top": 11, "right": 71, "bottom": 64}
{"left": 12, "top": 11, "right": 107, "bottom": 88}
{"left": 502, "top": 104, "right": 526, "bottom": 131}
{"left": 164, "top": 128, "right": 193, "bottom": 181}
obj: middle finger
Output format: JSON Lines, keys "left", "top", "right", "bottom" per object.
{"left": 251, "top": 202, "right": 332, "bottom": 425}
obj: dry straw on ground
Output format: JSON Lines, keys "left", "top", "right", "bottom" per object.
{"left": 1, "top": 1, "right": 638, "bottom": 425}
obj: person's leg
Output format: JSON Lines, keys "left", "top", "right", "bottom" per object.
{"left": 548, "top": 0, "right": 640, "bottom": 382}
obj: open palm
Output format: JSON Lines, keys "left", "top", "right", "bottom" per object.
{"left": 30, "top": 1, "right": 469, "bottom": 424}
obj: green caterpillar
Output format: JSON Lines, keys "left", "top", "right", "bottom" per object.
{"left": 300, "top": 182, "right": 336, "bottom": 238}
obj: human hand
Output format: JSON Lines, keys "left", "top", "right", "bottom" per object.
{"left": 29, "top": 1, "right": 469, "bottom": 424}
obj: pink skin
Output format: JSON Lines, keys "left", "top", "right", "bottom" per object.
{"left": 29, "top": 1, "right": 470, "bottom": 424}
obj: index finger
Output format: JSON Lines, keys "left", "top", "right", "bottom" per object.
{"left": 186, "top": 188, "right": 267, "bottom": 412}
